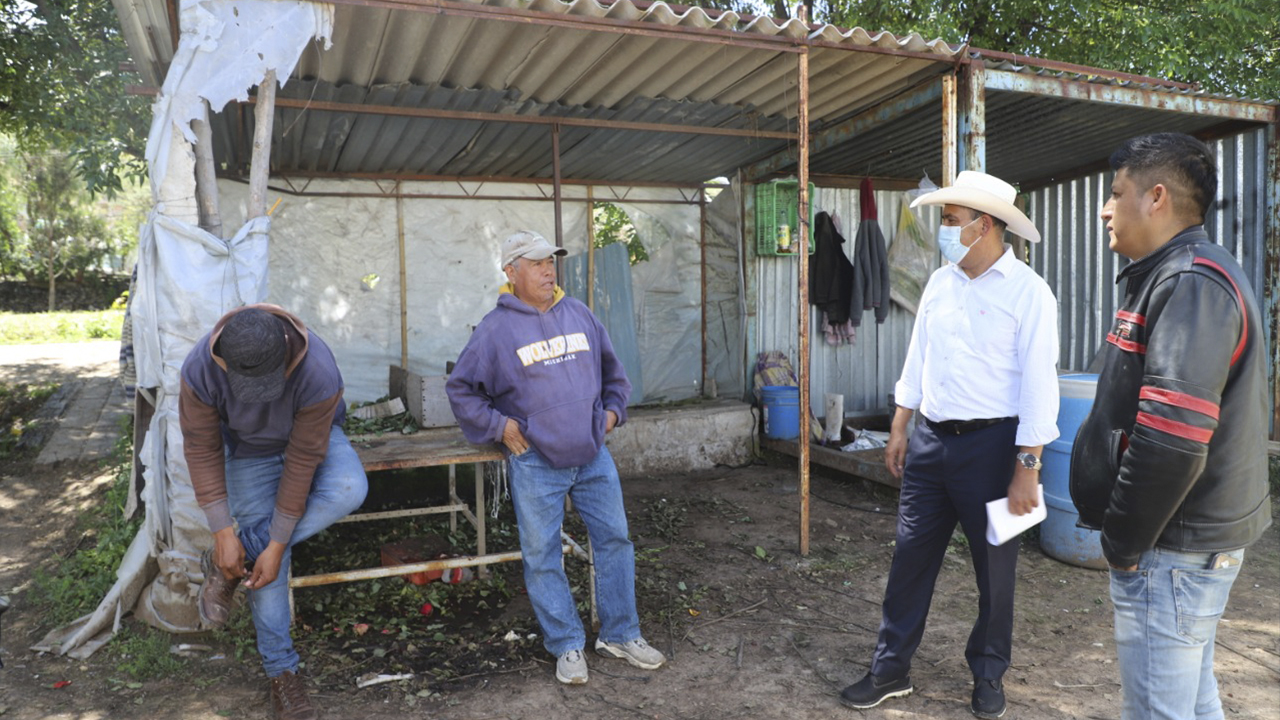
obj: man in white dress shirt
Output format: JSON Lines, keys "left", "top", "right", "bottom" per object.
{"left": 840, "top": 171, "right": 1060, "bottom": 719}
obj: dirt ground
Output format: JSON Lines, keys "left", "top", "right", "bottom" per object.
{"left": 1, "top": 345, "right": 1278, "bottom": 720}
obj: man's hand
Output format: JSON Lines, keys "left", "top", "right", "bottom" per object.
{"left": 605, "top": 410, "right": 619, "bottom": 434}
{"left": 212, "top": 527, "right": 248, "bottom": 581}
{"left": 883, "top": 406, "right": 914, "bottom": 479}
{"left": 244, "top": 541, "right": 286, "bottom": 590}
{"left": 502, "top": 417, "right": 529, "bottom": 456}
{"left": 1006, "top": 466, "right": 1040, "bottom": 516}
{"left": 885, "top": 429, "right": 908, "bottom": 479}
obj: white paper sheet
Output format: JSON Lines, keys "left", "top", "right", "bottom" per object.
{"left": 985, "top": 484, "right": 1047, "bottom": 546}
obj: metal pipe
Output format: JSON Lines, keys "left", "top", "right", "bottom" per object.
{"left": 259, "top": 97, "right": 795, "bottom": 141}
{"left": 796, "top": 44, "right": 812, "bottom": 557}
{"left": 587, "top": 186, "right": 596, "bottom": 312}
{"left": 289, "top": 551, "right": 526, "bottom": 588}
{"left": 255, "top": 171, "right": 724, "bottom": 191}
{"left": 1266, "top": 118, "right": 1279, "bottom": 439}
{"left": 397, "top": 182, "right": 409, "bottom": 369}
{"left": 552, "top": 124, "right": 563, "bottom": 251}
{"left": 700, "top": 186, "right": 708, "bottom": 396}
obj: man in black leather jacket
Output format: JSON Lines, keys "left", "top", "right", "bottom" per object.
{"left": 1070, "top": 132, "right": 1271, "bottom": 720}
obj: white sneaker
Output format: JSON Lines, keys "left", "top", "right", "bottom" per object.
{"left": 594, "top": 637, "right": 667, "bottom": 670}
{"left": 556, "top": 648, "right": 588, "bottom": 684}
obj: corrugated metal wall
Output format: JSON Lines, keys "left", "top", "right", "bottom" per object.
{"left": 1028, "top": 128, "right": 1270, "bottom": 373}
{"left": 749, "top": 128, "right": 1270, "bottom": 419}
{"left": 750, "top": 186, "right": 939, "bottom": 417}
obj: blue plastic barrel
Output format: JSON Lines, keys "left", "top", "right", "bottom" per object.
{"left": 1040, "top": 373, "right": 1107, "bottom": 570}
{"left": 761, "top": 385, "right": 800, "bottom": 440}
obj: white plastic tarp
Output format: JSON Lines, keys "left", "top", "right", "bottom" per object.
{"left": 216, "top": 179, "right": 590, "bottom": 400}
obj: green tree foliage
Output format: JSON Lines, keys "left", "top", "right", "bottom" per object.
{"left": 0, "top": 0, "right": 149, "bottom": 195}
{"left": 693, "top": 0, "right": 1279, "bottom": 100}
{"left": 14, "top": 151, "right": 136, "bottom": 309}
{"left": 593, "top": 202, "right": 649, "bottom": 265}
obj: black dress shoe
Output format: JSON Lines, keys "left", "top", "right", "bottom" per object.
{"left": 839, "top": 671, "right": 914, "bottom": 709}
{"left": 971, "top": 677, "right": 1006, "bottom": 719}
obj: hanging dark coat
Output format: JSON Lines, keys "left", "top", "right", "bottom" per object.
{"left": 808, "top": 211, "right": 855, "bottom": 324}
{"left": 850, "top": 177, "right": 891, "bottom": 326}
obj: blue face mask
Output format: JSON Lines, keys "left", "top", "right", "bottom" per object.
{"left": 937, "top": 216, "right": 981, "bottom": 264}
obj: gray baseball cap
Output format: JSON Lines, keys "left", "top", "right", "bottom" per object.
{"left": 501, "top": 230, "right": 567, "bottom": 268}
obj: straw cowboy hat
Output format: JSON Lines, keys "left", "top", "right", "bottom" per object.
{"left": 910, "top": 170, "right": 1041, "bottom": 243}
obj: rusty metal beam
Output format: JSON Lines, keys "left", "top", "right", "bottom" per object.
{"left": 742, "top": 76, "right": 945, "bottom": 181}
{"left": 960, "top": 62, "right": 985, "bottom": 174}
{"left": 797, "top": 45, "right": 811, "bottom": 558}
{"left": 228, "top": 172, "right": 717, "bottom": 192}
{"left": 255, "top": 96, "right": 794, "bottom": 141}
{"left": 1266, "top": 118, "right": 1279, "bottom": 439}
{"left": 968, "top": 48, "right": 1197, "bottom": 90}
{"left": 942, "top": 73, "right": 957, "bottom": 186}
{"left": 553, "top": 124, "right": 563, "bottom": 250}
{"left": 984, "top": 69, "right": 1277, "bottom": 124}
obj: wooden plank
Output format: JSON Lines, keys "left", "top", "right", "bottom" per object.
{"left": 762, "top": 437, "right": 901, "bottom": 490}
{"left": 351, "top": 426, "right": 502, "bottom": 472}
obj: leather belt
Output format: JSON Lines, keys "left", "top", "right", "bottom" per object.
{"left": 924, "top": 416, "right": 1015, "bottom": 435}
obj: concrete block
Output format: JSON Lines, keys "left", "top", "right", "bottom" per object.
{"left": 607, "top": 400, "right": 754, "bottom": 477}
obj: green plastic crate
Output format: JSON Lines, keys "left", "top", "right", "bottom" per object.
{"left": 754, "top": 179, "right": 815, "bottom": 256}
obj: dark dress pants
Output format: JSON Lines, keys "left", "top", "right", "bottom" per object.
{"left": 869, "top": 417, "right": 1020, "bottom": 681}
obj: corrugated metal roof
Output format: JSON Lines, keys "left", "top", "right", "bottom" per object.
{"left": 115, "top": 0, "right": 1274, "bottom": 187}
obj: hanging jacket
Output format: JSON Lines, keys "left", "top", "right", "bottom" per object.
{"left": 850, "top": 178, "right": 891, "bottom": 326}
{"left": 809, "top": 211, "right": 855, "bottom": 324}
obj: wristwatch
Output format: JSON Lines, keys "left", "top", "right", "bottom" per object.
{"left": 1016, "top": 452, "right": 1042, "bottom": 471}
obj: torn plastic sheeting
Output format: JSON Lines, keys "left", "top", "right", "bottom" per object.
{"left": 215, "top": 179, "right": 589, "bottom": 403}
{"left": 146, "top": 0, "right": 332, "bottom": 192}
{"left": 562, "top": 241, "right": 645, "bottom": 404}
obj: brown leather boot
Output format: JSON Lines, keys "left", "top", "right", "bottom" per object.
{"left": 269, "top": 670, "right": 318, "bottom": 720}
{"left": 198, "top": 549, "right": 241, "bottom": 629}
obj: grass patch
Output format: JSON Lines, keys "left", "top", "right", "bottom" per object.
{"left": 107, "top": 624, "right": 189, "bottom": 680}
{"left": 0, "top": 381, "right": 58, "bottom": 459}
{"left": 0, "top": 309, "right": 125, "bottom": 344}
{"left": 26, "top": 419, "right": 141, "bottom": 627}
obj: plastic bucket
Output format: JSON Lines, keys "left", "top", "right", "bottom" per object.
{"left": 1040, "top": 373, "right": 1107, "bottom": 570}
{"left": 761, "top": 385, "right": 800, "bottom": 440}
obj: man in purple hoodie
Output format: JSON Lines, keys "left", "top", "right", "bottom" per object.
{"left": 447, "top": 230, "right": 666, "bottom": 685}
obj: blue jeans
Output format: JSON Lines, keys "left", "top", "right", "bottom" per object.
{"left": 225, "top": 426, "right": 368, "bottom": 677}
{"left": 508, "top": 445, "right": 641, "bottom": 656}
{"left": 1110, "top": 546, "right": 1245, "bottom": 720}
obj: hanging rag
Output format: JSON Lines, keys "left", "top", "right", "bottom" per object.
{"left": 849, "top": 178, "right": 891, "bottom": 326}
{"left": 809, "top": 211, "right": 855, "bottom": 325}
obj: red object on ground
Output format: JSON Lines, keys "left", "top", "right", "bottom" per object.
{"left": 52, "top": 681, "right": 71, "bottom": 689}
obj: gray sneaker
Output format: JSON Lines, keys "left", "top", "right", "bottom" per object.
{"left": 594, "top": 637, "right": 667, "bottom": 670}
{"left": 556, "top": 648, "right": 588, "bottom": 684}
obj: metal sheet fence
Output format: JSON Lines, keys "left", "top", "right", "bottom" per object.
{"left": 750, "top": 128, "right": 1270, "bottom": 418}
{"left": 1028, "top": 128, "right": 1270, "bottom": 372}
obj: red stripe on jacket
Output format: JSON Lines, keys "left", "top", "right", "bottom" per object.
{"left": 1107, "top": 334, "right": 1147, "bottom": 354}
{"left": 1139, "top": 387, "right": 1221, "bottom": 420}
{"left": 1136, "top": 411, "right": 1214, "bottom": 444}
{"left": 1192, "top": 257, "right": 1247, "bottom": 366}
{"left": 1115, "top": 310, "right": 1146, "bottom": 325}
